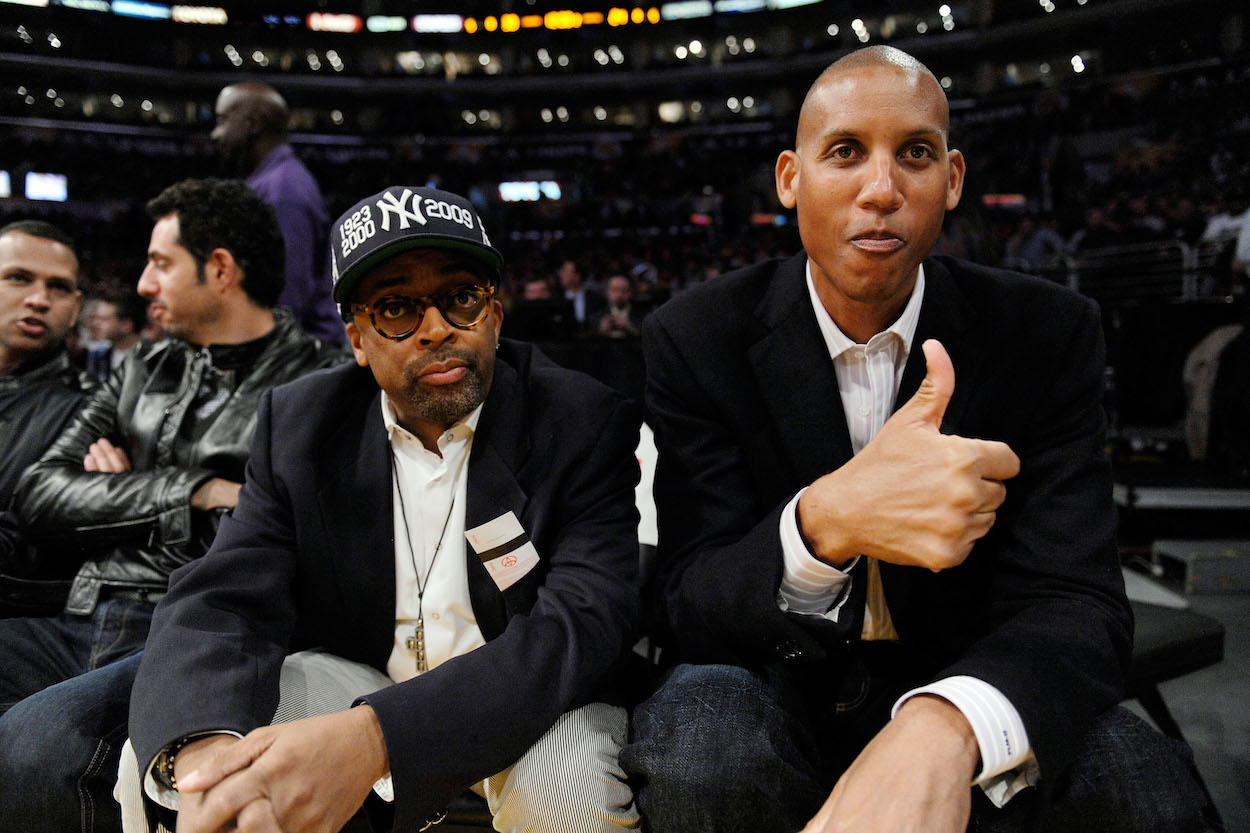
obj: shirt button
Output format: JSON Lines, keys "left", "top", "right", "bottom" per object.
{"left": 854, "top": 349, "right": 865, "bottom": 359}
{"left": 430, "top": 612, "right": 440, "bottom": 620}
{"left": 859, "top": 407, "right": 870, "bottom": 417}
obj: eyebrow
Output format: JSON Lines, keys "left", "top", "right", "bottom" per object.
{"left": 819, "top": 126, "right": 945, "bottom": 143}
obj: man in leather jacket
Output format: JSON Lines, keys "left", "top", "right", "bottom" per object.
{"left": 0, "top": 220, "right": 94, "bottom": 615}
{"left": 0, "top": 179, "right": 347, "bottom": 833}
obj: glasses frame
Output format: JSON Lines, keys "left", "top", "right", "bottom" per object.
{"left": 351, "top": 284, "right": 497, "bottom": 342}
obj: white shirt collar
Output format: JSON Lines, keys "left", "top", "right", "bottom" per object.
{"left": 380, "top": 392, "right": 483, "bottom": 451}
{"left": 804, "top": 259, "right": 925, "bottom": 359}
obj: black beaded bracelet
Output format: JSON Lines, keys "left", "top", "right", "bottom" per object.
{"left": 157, "top": 737, "right": 192, "bottom": 791}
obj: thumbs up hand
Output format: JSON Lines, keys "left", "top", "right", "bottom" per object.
{"left": 797, "top": 340, "right": 1021, "bottom": 571}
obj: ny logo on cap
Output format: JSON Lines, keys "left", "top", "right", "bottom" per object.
{"left": 376, "top": 189, "right": 426, "bottom": 231}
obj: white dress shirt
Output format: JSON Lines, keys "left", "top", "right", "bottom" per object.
{"left": 383, "top": 393, "right": 486, "bottom": 683}
{"left": 776, "top": 260, "right": 1038, "bottom": 805}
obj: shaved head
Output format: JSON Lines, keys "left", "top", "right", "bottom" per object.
{"left": 216, "top": 82, "right": 289, "bottom": 135}
{"left": 213, "top": 82, "right": 290, "bottom": 174}
{"left": 775, "top": 44, "right": 964, "bottom": 342}
{"left": 797, "top": 46, "right": 950, "bottom": 150}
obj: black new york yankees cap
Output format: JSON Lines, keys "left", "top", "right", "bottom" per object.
{"left": 330, "top": 185, "right": 503, "bottom": 304}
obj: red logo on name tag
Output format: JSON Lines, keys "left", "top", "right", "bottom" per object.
{"left": 501, "top": 554, "right": 518, "bottom": 567}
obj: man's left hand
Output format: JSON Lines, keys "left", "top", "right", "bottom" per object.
{"left": 83, "top": 438, "right": 131, "bottom": 473}
{"left": 174, "top": 706, "right": 390, "bottom": 833}
{"left": 800, "top": 696, "right": 979, "bottom": 833}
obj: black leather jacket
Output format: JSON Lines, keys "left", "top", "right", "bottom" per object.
{"left": 14, "top": 312, "right": 348, "bottom": 614}
{"left": 0, "top": 349, "right": 95, "bottom": 507}
{"left": 0, "top": 350, "right": 95, "bottom": 598}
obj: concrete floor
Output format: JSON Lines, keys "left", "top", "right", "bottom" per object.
{"left": 1124, "top": 581, "right": 1250, "bottom": 832}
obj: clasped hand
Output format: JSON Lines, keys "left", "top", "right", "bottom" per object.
{"left": 798, "top": 339, "right": 1020, "bottom": 571}
{"left": 173, "top": 707, "right": 389, "bottom": 833}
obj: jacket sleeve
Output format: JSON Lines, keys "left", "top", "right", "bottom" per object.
{"left": 129, "top": 388, "right": 296, "bottom": 774}
{"left": 642, "top": 313, "right": 851, "bottom": 667}
{"left": 933, "top": 296, "right": 1131, "bottom": 783}
{"left": 14, "top": 369, "right": 214, "bottom": 554}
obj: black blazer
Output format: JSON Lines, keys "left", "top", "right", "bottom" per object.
{"left": 642, "top": 252, "right": 1131, "bottom": 784}
{"left": 129, "top": 340, "right": 641, "bottom": 831}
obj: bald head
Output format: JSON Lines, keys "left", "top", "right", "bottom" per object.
{"left": 213, "top": 83, "right": 290, "bottom": 174}
{"left": 797, "top": 46, "right": 950, "bottom": 150}
{"left": 216, "top": 83, "right": 288, "bottom": 134}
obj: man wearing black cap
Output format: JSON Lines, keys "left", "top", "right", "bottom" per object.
{"left": 123, "top": 186, "right": 643, "bottom": 833}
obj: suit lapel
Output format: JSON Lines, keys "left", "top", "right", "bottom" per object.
{"left": 748, "top": 254, "right": 856, "bottom": 483}
{"left": 317, "top": 378, "right": 397, "bottom": 671}
{"left": 894, "top": 259, "right": 982, "bottom": 429}
{"left": 883, "top": 258, "right": 982, "bottom": 622}
{"left": 464, "top": 358, "right": 528, "bottom": 641}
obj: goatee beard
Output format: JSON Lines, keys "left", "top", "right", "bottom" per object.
{"left": 402, "top": 346, "right": 489, "bottom": 428}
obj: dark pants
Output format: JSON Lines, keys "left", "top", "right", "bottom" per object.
{"left": 621, "top": 662, "right": 1217, "bottom": 833}
{"left": 0, "top": 600, "right": 153, "bottom": 833}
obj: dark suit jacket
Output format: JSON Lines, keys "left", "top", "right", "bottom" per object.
{"left": 129, "top": 340, "right": 641, "bottom": 831}
{"left": 642, "top": 252, "right": 1131, "bottom": 786}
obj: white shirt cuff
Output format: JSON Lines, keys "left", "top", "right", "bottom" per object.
{"left": 892, "top": 675, "right": 1039, "bottom": 807}
{"left": 777, "top": 489, "right": 858, "bottom": 621}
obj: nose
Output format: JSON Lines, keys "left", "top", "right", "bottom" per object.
{"left": 414, "top": 304, "right": 454, "bottom": 348}
{"left": 856, "top": 154, "right": 904, "bottom": 214}
{"left": 210, "top": 122, "right": 224, "bottom": 142}
{"left": 23, "top": 280, "right": 51, "bottom": 311}
{"left": 136, "top": 265, "right": 157, "bottom": 299}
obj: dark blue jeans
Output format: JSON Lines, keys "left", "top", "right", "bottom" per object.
{"left": 621, "top": 663, "right": 1216, "bottom": 833}
{"left": 0, "top": 600, "right": 153, "bottom": 833}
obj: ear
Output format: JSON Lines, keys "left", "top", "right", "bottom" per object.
{"left": 345, "top": 321, "right": 370, "bottom": 368}
{"left": 775, "top": 149, "right": 800, "bottom": 210}
{"left": 69, "top": 291, "right": 84, "bottom": 326}
{"left": 945, "top": 149, "right": 966, "bottom": 211}
{"left": 489, "top": 299, "right": 504, "bottom": 342}
{"left": 206, "top": 248, "right": 242, "bottom": 292}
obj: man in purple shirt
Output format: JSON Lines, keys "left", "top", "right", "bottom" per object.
{"left": 213, "top": 82, "right": 345, "bottom": 344}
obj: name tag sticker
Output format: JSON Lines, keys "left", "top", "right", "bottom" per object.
{"left": 465, "top": 512, "right": 539, "bottom": 591}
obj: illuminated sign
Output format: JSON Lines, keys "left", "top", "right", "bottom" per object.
{"left": 498, "top": 181, "right": 562, "bottom": 202}
{"left": 26, "top": 172, "right": 68, "bottom": 202}
{"left": 366, "top": 15, "right": 406, "bottom": 32}
{"left": 307, "top": 12, "right": 362, "bottom": 33}
{"left": 660, "top": 1, "right": 712, "bottom": 20}
{"left": 111, "top": 0, "right": 170, "bottom": 18}
{"left": 171, "top": 5, "right": 226, "bottom": 23}
{"left": 412, "top": 13, "right": 462, "bottom": 32}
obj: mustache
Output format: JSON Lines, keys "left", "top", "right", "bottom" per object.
{"left": 409, "top": 346, "right": 480, "bottom": 378}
